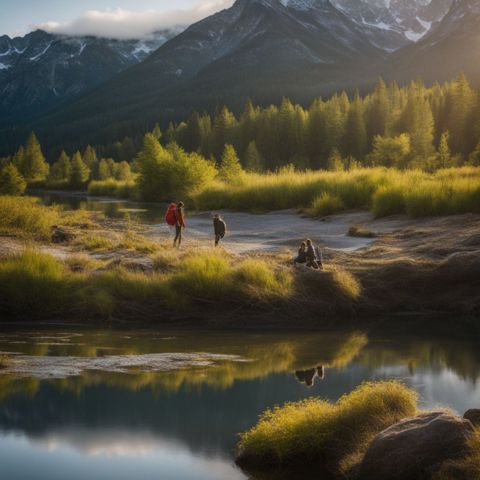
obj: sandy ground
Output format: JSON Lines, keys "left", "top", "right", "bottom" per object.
{"left": 149, "top": 210, "right": 416, "bottom": 254}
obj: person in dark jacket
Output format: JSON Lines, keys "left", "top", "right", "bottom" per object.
{"left": 174, "top": 202, "right": 186, "bottom": 248}
{"left": 213, "top": 214, "right": 227, "bottom": 247}
{"left": 294, "top": 242, "right": 307, "bottom": 265}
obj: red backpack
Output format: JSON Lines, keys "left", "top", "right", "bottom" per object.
{"left": 165, "top": 203, "right": 177, "bottom": 226}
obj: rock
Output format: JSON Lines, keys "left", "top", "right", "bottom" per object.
{"left": 359, "top": 411, "right": 475, "bottom": 480}
{"left": 464, "top": 409, "right": 480, "bottom": 427}
{"left": 51, "top": 226, "right": 75, "bottom": 243}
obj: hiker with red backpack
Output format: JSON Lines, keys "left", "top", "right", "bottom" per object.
{"left": 165, "top": 201, "right": 186, "bottom": 248}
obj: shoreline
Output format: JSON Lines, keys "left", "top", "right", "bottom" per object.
{"left": 1, "top": 196, "right": 479, "bottom": 327}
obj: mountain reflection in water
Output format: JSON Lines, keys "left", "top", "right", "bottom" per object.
{"left": 0, "top": 329, "right": 480, "bottom": 480}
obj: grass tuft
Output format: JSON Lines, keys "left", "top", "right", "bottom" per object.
{"left": 348, "top": 225, "right": 377, "bottom": 238}
{"left": 236, "top": 381, "right": 418, "bottom": 473}
{"left": 311, "top": 193, "right": 345, "bottom": 217}
{"left": 0, "top": 196, "right": 60, "bottom": 239}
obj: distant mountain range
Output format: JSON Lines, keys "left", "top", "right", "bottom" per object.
{"left": 2, "top": 0, "right": 480, "bottom": 153}
{"left": 0, "top": 28, "right": 179, "bottom": 121}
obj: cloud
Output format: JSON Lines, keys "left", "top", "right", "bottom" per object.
{"left": 32, "top": 1, "right": 235, "bottom": 39}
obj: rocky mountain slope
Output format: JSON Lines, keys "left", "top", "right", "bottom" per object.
{"left": 0, "top": 28, "right": 178, "bottom": 121}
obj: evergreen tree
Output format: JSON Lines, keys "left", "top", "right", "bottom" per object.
{"left": 152, "top": 123, "right": 162, "bottom": 141}
{"left": 327, "top": 149, "right": 345, "bottom": 171}
{"left": 398, "top": 83, "right": 434, "bottom": 160}
{"left": 468, "top": 141, "right": 480, "bottom": 166}
{"left": 22, "top": 132, "right": 49, "bottom": 181}
{"left": 82, "top": 145, "right": 99, "bottom": 178}
{"left": 12, "top": 146, "right": 25, "bottom": 172}
{"left": 367, "top": 134, "right": 411, "bottom": 168}
{"left": 183, "top": 112, "right": 203, "bottom": 152}
{"left": 444, "top": 73, "right": 476, "bottom": 155}
{"left": 136, "top": 133, "right": 169, "bottom": 200}
{"left": 70, "top": 152, "right": 90, "bottom": 188}
{"left": 49, "top": 150, "right": 72, "bottom": 183}
{"left": 367, "top": 78, "right": 389, "bottom": 146}
{"left": 212, "top": 107, "right": 237, "bottom": 159}
{"left": 344, "top": 94, "right": 367, "bottom": 159}
{"left": 244, "top": 141, "right": 264, "bottom": 172}
{"left": 113, "top": 161, "right": 132, "bottom": 181}
{"left": 436, "top": 131, "right": 452, "bottom": 169}
{"left": 219, "top": 144, "right": 244, "bottom": 183}
{"left": 98, "top": 159, "right": 113, "bottom": 180}
{"left": 0, "top": 164, "right": 27, "bottom": 196}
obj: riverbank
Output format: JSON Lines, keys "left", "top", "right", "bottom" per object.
{"left": 0, "top": 196, "right": 479, "bottom": 326}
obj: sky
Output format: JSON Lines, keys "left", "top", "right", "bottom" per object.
{"left": 0, "top": 0, "right": 234, "bottom": 39}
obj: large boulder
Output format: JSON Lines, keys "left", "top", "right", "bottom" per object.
{"left": 358, "top": 411, "right": 475, "bottom": 480}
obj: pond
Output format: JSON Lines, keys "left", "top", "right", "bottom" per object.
{"left": 1, "top": 327, "right": 479, "bottom": 480}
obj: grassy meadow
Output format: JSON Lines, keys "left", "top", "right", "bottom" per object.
{"left": 193, "top": 166, "right": 480, "bottom": 218}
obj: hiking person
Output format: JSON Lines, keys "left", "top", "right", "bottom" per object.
{"left": 294, "top": 242, "right": 307, "bottom": 265}
{"left": 174, "top": 201, "right": 186, "bottom": 248}
{"left": 306, "top": 239, "right": 323, "bottom": 270}
{"left": 213, "top": 214, "right": 227, "bottom": 247}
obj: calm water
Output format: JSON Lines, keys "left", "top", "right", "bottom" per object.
{"left": 33, "top": 190, "right": 167, "bottom": 224}
{"left": 1, "top": 328, "right": 480, "bottom": 480}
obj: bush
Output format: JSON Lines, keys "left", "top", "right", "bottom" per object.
{"left": 136, "top": 135, "right": 217, "bottom": 201}
{"left": 311, "top": 192, "right": 345, "bottom": 216}
{"left": 0, "top": 250, "right": 71, "bottom": 315}
{"left": 234, "top": 259, "right": 293, "bottom": 298}
{"left": 0, "top": 196, "right": 60, "bottom": 239}
{"left": 237, "top": 381, "right": 418, "bottom": 473}
{"left": 87, "top": 179, "right": 137, "bottom": 199}
{"left": 0, "top": 164, "right": 27, "bottom": 196}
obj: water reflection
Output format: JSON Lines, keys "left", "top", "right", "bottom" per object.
{"left": 33, "top": 191, "right": 166, "bottom": 224}
{"left": 0, "top": 328, "right": 480, "bottom": 480}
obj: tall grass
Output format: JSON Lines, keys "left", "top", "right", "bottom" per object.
{"left": 87, "top": 179, "right": 138, "bottom": 199}
{"left": 0, "top": 196, "right": 61, "bottom": 239}
{"left": 236, "top": 381, "right": 418, "bottom": 472}
{"left": 193, "top": 167, "right": 480, "bottom": 218}
{"left": 0, "top": 250, "right": 294, "bottom": 319}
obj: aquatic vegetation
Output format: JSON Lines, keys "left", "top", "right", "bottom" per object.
{"left": 236, "top": 381, "right": 418, "bottom": 473}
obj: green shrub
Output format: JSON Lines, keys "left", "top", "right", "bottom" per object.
{"left": 0, "top": 250, "right": 70, "bottom": 315}
{"left": 311, "top": 192, "right": 345, "bottom": 216}
{"left": 0, "top": 164, "right": 27, "bottom": 196}
{"left": 87, "top": 179, "right": 137, "bottom": 199}
{"left": 237, "top": 381, "right": 418, "bottom": 472}
{"left": 234, "top": 259, "right": 293, "bottom": 298}
{"left": 0, "top": 196, "right": 60, "bottom": 239}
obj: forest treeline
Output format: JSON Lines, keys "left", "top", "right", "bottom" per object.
{"left": 164, "top": 74, "right": 480, "bottom": 171}
{"left": 2, "top": 74, "right": 480, "bottom": 197}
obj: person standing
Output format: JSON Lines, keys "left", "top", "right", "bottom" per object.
{"left": 213, "top": 214, "right": 227, "bottom": 247}
{"left": 174, "top": 201, "right": 186, "bottom": 248}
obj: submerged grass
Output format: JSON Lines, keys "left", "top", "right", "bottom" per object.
{"left": 193, "top": 167, "right": 480, "bottom": 218}
{"left": 236, "top": 381, "right": 418, "bottom": 473}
